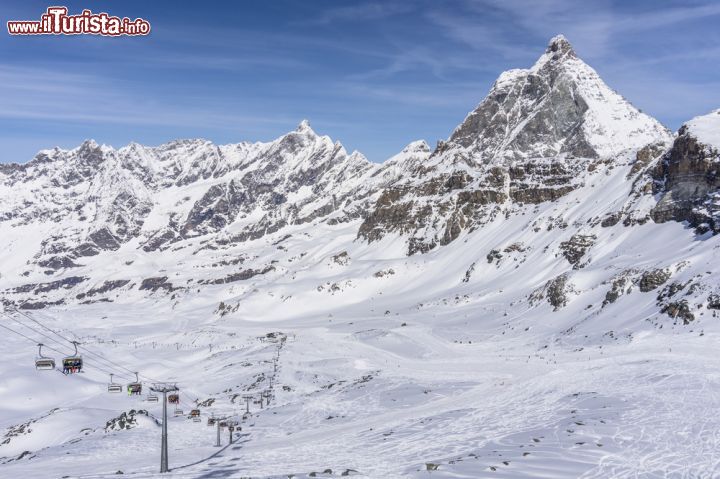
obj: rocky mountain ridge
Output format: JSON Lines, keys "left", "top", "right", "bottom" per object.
{"left": 0, "top": 35, "right": 718, "bottom": 313}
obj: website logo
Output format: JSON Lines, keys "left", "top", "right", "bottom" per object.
{"left": 7, "top": 6, "right": 151, "bottom": 36}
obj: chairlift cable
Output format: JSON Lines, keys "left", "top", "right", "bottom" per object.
{"left": 3, "top": 312, "right": 74, "bottom": 355}
{"left": 7, "top": 311, "right": 132, "bottom": 380}
{"left": 15, "top": 310, "right": 196, "bottom": 398}
{"left": 13, "top": 309, "right": 138, "bottom": 380}
{"left": 0, "top": 321, "right": 68, "bottom": 356}
{"left": 0, "top": 321, "right": 122, "bottom": 378}
{"left": 10, "top": 310, "right": 199, "bottom": 402}
{"left": 3, "top": 312, "right": 136, "bottom": 380}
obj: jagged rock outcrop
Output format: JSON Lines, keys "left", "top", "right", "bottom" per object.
{"left": 652, "top": 110, "right": 720, "bottom": 233}
{"left": 357, "top": 35, "right": 671, "bottom": 254}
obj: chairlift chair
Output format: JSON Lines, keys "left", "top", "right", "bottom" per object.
{"left": 218, "top": 420, "right": 228, "bottom": 428}
{"left": 207, "top": 416, "right": 216, "bottom": 426}
{"left": 35, "top": 343, "right": 56, "bottom": 370}
{"left": 189, "top": 409, "right": 200, "bottom": 417}
{"left": 108, "top": 373, "right": 122, "bottom": 393}
{"left": 147, "top": 394, "right": 159, "bottom": 402}
{"left": 174, "top": 408, "right": 184, "bottom": 416}
{"left": 127, "top": 372, "right": 142, "bottom": 396}
{"left": 62, "top": 341, "right": 83, "bottom": 374}
{"left": 193, "top": 416, "right": 201, "bottom": 422}
{"left": 168, "top": 393, "right": 180, "bottom": 404}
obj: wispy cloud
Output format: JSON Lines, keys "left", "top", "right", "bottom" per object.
{"left": 299, "top": 2, "right": 413, "bottom": 26}
{"left": 0, "top": 65, "right": 295, "bottom": 130}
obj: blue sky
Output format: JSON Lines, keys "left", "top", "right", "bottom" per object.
{"left": 2, "top": 0, "right": 720, "bottom": 163}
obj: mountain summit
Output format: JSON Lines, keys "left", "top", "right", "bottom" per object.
{"left": 358, "top": 35, "right": 673, "bottom": 252}
{"left": 447, "top": 35, "right": 670, "bottom": 163}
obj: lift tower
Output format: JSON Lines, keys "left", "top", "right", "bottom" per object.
{"left": 151, "top": 383, "right": 179, "bottom": 473}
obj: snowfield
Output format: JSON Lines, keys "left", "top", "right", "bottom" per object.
{"left": 686, "top": 109, "right": 720, "bottom": 152}
{"left": 1, "top": 201, "right": 719, "bottom": 478}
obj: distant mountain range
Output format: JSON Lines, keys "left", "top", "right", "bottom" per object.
{"left": 0, "top": 35, "right": 718, "bottom": 317}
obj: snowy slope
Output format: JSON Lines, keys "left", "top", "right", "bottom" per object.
{"left": 685, "top": 109, "right": 720, "bottom": 150}
{"left": 0, "top": 35, "right": 719, "bottom": 479}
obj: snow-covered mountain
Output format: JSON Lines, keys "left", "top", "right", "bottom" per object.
{"left": 358, "top": 35, "right": 673, "bottom": 253}
{"left": 1, "top": 36, "right": 719, "bottom": 479}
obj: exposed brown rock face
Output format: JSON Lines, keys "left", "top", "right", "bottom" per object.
{"left": 356, "top": 35, "right": 669, "bottom": 255}
{"left": 559, "top": 234, "right": 596, "bottom": 269}
{"left": 651, "top": 125, "right": 720, "bottom": 233}
{"left": 530, "top": 273, "right": 574, "bottom": 310}
{"left": 639, "top": 269, "right": 671, "bottom": 293}
{"left": 357, "top": 158, "right": 584, "bottom": 255}
{"left": 449, "top": 36, "right": 597, "bottom": 161}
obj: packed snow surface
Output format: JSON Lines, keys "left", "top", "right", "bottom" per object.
{"left": 685, "top": 109, "right": 720, "bottom": 150}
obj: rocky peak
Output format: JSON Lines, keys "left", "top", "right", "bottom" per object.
{"left": 446, "top": 35, "right": 671, "bottom": 163}
{"left": 545, "top": 35, "right": 575, "bottom": 59}
{"left": 652, "top": 109, "right": 720, "bottom": 233}
{"left": 358, "top": 35, "right": 673, "bottom": 254}
{"left": 295, "top": 119, "right": 315, "bottom": 135}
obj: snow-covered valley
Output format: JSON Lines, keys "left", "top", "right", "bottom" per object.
{"left": 1, "top": 36, "right": 719, "bottom": 478}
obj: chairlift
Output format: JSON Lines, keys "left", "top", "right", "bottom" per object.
{"left": 62, "top": 341, "right": 83, "bottom": 374}
{"left": 108, "top": 373, "right": 123, "bottom": 393}
{"left": 168, "top": 393, "right": 180, "bottom": 404}
{"left": 189, "top": 409, "right": 200, "bottom": 417}
{"left": 127, "top": 372, "right": 142, "bottom": 395}
{"left": 35, "top": 343, "right": 56, "bottom": 370}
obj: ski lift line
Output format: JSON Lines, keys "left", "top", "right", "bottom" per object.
{"left": 17, "top": 308, "right": 174, "bottom": 385}
{"left": 2, "top": 313, "right": 74, "bottom": 356}
{"left": 4, "top": 311, "right": 136, "bottom": 381}
{"left": 11, "top": 308, "right": 74, "bottom": 344}
{"left": 0, "top": 321, "right": 68, "bottom": 357}
{"left": 9, "top": 310, "right": 200, "bottom": 401}
{"left": 3, "top": 312, "right": 140, "bottom": 381}
{"left": 11, "top": 309, "right": 195, "bottom": 397}
{"left": 0, "top": 321, "right": 121, "bottom": 378}
{"left": 13, "top": 308, "right": 150, "bottom": 381}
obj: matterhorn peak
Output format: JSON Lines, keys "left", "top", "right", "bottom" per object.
{"left": 531, "top": 34, "right": 578, "bottom": 72}
{"left": 447, "top": 34, "right": 671, "bottom": 162}
{"left": 546, "top": 34, "right": 575, "bottom": 57}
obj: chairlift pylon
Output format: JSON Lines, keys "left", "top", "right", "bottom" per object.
{"left": 62, "top": 341, "right": 83, "bottom": 374}
{"left": 108, "top": 373, "right": 122, "bottom": 393}
{"left": 35, "top": 343, "right": 56, "bottom": 371}
{"left": 127, "top": 372, "right": 142, "bottom": 396}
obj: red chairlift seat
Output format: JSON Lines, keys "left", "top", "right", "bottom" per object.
{"left": 62, "top": 341, "right": 83, "bottom": 374}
